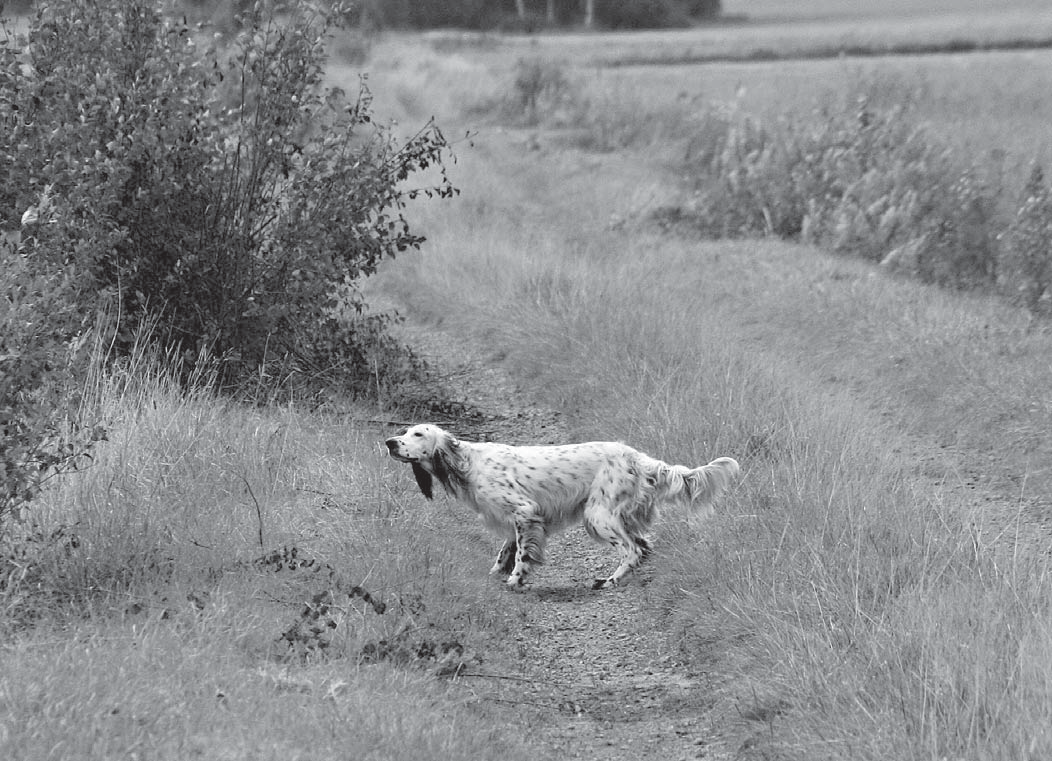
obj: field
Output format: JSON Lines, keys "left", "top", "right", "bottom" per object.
{"left": 5, "top": 1, "right": 1052, "bottom": 759}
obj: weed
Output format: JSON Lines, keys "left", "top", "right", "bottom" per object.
{"left": 504, "top": 57, "right": 575, "bottom": 125}
{"left": 659, "top": 73, "right": 1020, "bottom": 293}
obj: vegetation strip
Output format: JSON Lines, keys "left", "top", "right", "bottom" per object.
{"left": 605, "top": 35, "right": 1052, "bottom": 67}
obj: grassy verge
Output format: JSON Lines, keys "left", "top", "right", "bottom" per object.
{"left": 2, "top": 628, "right": 519, "bottom": 761}
{"left": 0, "top": 347, "right": 537, "bottom": 760}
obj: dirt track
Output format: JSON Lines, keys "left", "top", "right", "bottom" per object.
{"left": 392, "top": 321, "right": 757, "bottom": 761}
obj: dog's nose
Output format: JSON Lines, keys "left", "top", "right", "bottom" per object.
{"left": 384, "top": 438, "right": 399, "bottom": 452}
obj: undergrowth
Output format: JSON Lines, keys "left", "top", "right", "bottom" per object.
{"left": 675, "top": 73, "right": 1052, "bottom": 305}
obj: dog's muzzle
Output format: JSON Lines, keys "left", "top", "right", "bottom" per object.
{"left": 385, "top": 438, "right": 413, "bottom": 462}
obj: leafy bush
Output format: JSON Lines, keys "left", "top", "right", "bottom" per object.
{"left": 679, "top": 77, "right": 1003, "bottom": 289}
{"left": 0, "top": 242, "right": 104, "bottom": 529}
{"left": 0, "top": 0, "right": 454, "bottom": 392}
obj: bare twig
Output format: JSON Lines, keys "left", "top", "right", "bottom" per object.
{"left": 233, "top": 472, "right": 265, "bottom": 551}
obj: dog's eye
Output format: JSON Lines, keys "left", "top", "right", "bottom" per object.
{"left": 413, "top": 431, "right": 424, "bottom": 437}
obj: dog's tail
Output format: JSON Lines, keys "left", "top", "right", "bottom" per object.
{"left": 651, "top": 456, "right": 740, "bottom": 509}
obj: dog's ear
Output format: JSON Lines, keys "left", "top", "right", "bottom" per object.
{"left": 412, "top": 462, "right": 434, "bottom": 500}
{"left": 431, "top": 430, "right": 467, "bottom": 496}
{"left": 431, "top": 446, "right": 452, "bottom": 493}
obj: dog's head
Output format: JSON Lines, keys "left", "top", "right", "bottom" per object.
{"left": 385, "top": 424, "right": 464, "bottom": 499}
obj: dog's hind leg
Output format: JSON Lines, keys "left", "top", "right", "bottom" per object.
{"left": 506, "top": 510, "right": 546, "bottom": 588}
{"left": 591, "top": 534, "right": 650, "bottom": 590}
{"left": 489, "top": 539, "right": 517, "bottom": 576}
{"left": 585, "top": 500, "right": 651, "bottom": 589}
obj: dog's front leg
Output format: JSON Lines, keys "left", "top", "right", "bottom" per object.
{"left": 489, "top": 539, "right": 516, "bottom": 576}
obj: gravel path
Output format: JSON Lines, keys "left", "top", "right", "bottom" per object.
{"left": 390, "top": 319, "right": 749, "bottom": 761}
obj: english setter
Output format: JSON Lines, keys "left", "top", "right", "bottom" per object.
{"left": 385, "top": 424, "right": 739, "bottom": 589}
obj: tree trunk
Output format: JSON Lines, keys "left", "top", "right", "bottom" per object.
{"left": 583, "top": 0, "right": 594, "bottom": 28}
{"left": 546, "top": 0, "right": 555, "bottom": 25}
{"left": 515, "top": 0, "right": 526, "bottom": 19}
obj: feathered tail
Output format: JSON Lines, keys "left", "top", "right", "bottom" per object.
{"left": 650, "top": 456, "right": 740, "bottom": 508}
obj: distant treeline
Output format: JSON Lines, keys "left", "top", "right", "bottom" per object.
{"left": 0, "top": 0, "right": 722, "bottom": 31}
{"left": 354, "top": 0, "right": 722, "bottom": 31}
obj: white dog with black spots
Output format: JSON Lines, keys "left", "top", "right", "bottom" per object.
{"left": 385, "top": 424, "right": 739, "bottom": 589}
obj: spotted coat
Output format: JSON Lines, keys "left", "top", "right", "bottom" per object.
{"left": 385, "top": 424, "right": 739, "bottom": 589}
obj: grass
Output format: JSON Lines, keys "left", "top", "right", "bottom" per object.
{"left": 388, "top": 197, "right": 1052, "bottom": 759}
{"left": 559, "top": 52, "right": 1052, "bottom": 170}
{"left": 485, "top": 34, "right": 1052, "bottom": 301}
{"left": 2, "top": 627, "right": 522, "bottom": 760}
{"left": 7, "top": 4, "right": 1052, "bottom": 758}
{"left": 1, "top": 346, "right": 539, "bottom": 760}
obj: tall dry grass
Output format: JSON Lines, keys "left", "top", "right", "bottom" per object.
{"left": 1, "top": 335, "right": 536, "bottom": 760}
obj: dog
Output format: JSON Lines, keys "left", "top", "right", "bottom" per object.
{"left": 385, "top": 424, "right": 739, "bottom": 589}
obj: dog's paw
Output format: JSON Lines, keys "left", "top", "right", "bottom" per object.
{"left": 592, "top": 577, "right": 618, "bottom": 590}
{"left": 505, "top": 573, "right": 527, "bottom": 589}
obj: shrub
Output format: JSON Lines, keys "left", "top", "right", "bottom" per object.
{"left": 504, "top": 57, "right": 575, "bottom": 125}
{"left": 998, "top": 164, "right": 1052, "bottom": 314}
{"left": 680, "top": 77, "right": 1003, "bottom": 289}
{"left": 0, "top": 242, "right": 104, "bottom": 530}
{"left": 0, "top": 0, "right": 455, "bottom": 392}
